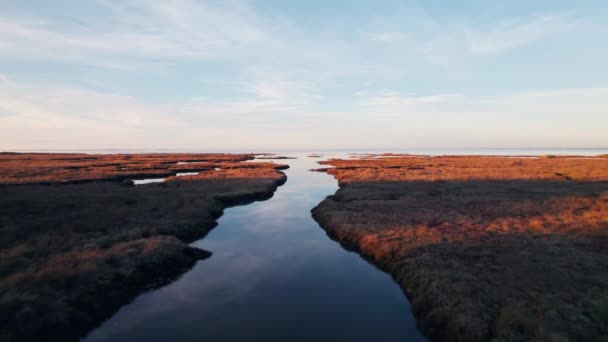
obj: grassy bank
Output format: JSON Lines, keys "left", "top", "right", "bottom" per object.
{"left": 0, "top": 153, "right": 287, "bottom": 341}
{"left": 312, "top": 155, "right": 608, "bottom": 341}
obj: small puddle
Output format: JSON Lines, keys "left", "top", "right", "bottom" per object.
{"left": 175, "top": 172, "right": 199, "bottom": 177}
{"left": 133, "top": 172, "right": 200, "bottom": 185}
{"left": 133, "top": 178, "right": 165, "bottom": 185}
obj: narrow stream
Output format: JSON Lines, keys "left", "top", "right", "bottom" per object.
{"left": 84, "top": 153, "right": 425, "bottom": 341}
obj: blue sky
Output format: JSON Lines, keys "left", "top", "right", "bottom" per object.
{"left": 0, "top": 0, "right": 607, "bottom": 149}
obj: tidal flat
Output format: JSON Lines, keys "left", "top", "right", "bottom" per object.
{"left": 0, "top": 153, "right": 287, "bottom": 341}
{"left": 312, "top": 155, "right": 608, "bottom": 341}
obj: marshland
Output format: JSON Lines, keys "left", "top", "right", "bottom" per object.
{"left": 2, "top": 150, "right": 608, "bottom": 341}
{"left": 3, "top": 1, "right": 608, "bottom": 341}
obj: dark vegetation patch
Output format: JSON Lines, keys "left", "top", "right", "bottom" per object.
{"left": 0, "top": 153, "right": 287, "bottom": 341}
{"left": 312, "top": 155, "right": 608, "bottom": 342}
{"left": 255, "top": 155, "right": 297, "bottom": 160}
{"left": 309, "top": 167, "right": 331, "bottom": 172}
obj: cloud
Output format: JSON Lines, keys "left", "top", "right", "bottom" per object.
{"left": 0, "top": 76, "right": 223, "bottom": 148}
{"left": 0, "top": 0, "right": 267, "bottom": 69}
{"left": 245, "top": 67, "right": 322, "bottom": 106}
{"left": 359, "top": 88, "right": 608, "bottom": 118}
{"left": 363, "top": 13, "right": 579, "bottom": 64}
{"left": 0, "top": 75, "right": 340, "bottom": 149}
{"left": 360, "top": 92, "right": 462, "bottom": 107}
{"left": 1, "top": 1, "right": 574, "bottom": 75}
{"left": 464, "top": 15, "right": 574, "bottom": 55}
{"left": 2, "top": 71, "right": 606, "bottom": 150}
{"left": 365, "top": 31, "right": 412, "bottom": 44}
{"left": 349, "top": 87, "right": 608, "bottom": 147}
{"left": 0, "top": 2, "right": 606, "bottom": 149}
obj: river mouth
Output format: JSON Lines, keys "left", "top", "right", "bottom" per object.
{"left": 84, "top": 153, "right": 425, "bottom": 341}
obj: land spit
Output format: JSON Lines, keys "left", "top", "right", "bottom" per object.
{"left": 0, "top": 153, "right": 287, "bottom": 341}
{"left": 312, "top": 155, "right": 608, "bottom": 341}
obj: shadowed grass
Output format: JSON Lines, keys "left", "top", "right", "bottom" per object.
{"left": 313, "top": 155, "right": 608, "bottom": 341}
{"left": 0, "top": 153, "right": 287, "bottom": 342}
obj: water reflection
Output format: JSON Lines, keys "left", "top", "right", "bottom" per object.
{"left": 133, "top": 178, "right": 165, "bottom": 185}
{"left": 175, "top": 172, "right": 199, "bottom": 177}
{"left": 84, "top": 153, "right": 425, "bottom": 342}
{"left": 132, "top": 172, "right": 199, "bottom": 185}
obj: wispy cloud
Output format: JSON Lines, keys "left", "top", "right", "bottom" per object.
{"left": 2, "top": 72, "right": 606, "bottom": 149}
{"left": 0, "top": 1, "right": 606, "bottom": 149}
{"left": 365, "top": 13, "right": 578, "bottom": 62}
{"left": 365, "top": 31, "right": 412, "bottom": 44}
{"left": 360, "top": 92, "right": 461, "bottom": 107}
{"left": 464, "top": 15, "right": 574, "bottom": 55}
{"left": 0, "top": 0, "right": 267, "bottom": 69}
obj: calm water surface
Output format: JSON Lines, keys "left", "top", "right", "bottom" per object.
{"left": 84, "top": 154, "right": 426, "bottom": 341}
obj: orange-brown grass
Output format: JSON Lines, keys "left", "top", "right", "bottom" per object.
{"left": 0, "top": 153, "right": 287, "bottom": 341}
{"left": 312, "top": 155, "right": 608, "bottom": 342}
{"left": 0, "top": 152, "right": 254, "bottom": 184}
{"left": 320, "top": 155, "right": 608, "bottom": 183}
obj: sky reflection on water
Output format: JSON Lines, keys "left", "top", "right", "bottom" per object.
{"left": 84, "top": 153, "right": 425, "bottom": 342}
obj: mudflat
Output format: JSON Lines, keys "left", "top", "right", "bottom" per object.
{"left": 0, "top": 153, "right": 287, "bottom": 341}
{"left": 312, "top": 155, "right": 608, "bottom": 341}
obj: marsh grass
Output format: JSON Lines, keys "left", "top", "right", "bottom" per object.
{"left": 0, "top": 153, "right": 287, "bottom": 341}
{"left": 313, "top": 155, "right": 608, "bottom": 341}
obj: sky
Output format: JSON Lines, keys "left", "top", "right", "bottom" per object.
{"left": 0, "top": 0, "right": 607, "bottom": 150}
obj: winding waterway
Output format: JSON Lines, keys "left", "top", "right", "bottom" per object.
{"left": 84, "top": 153, "right": 426, "bottom": 341}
